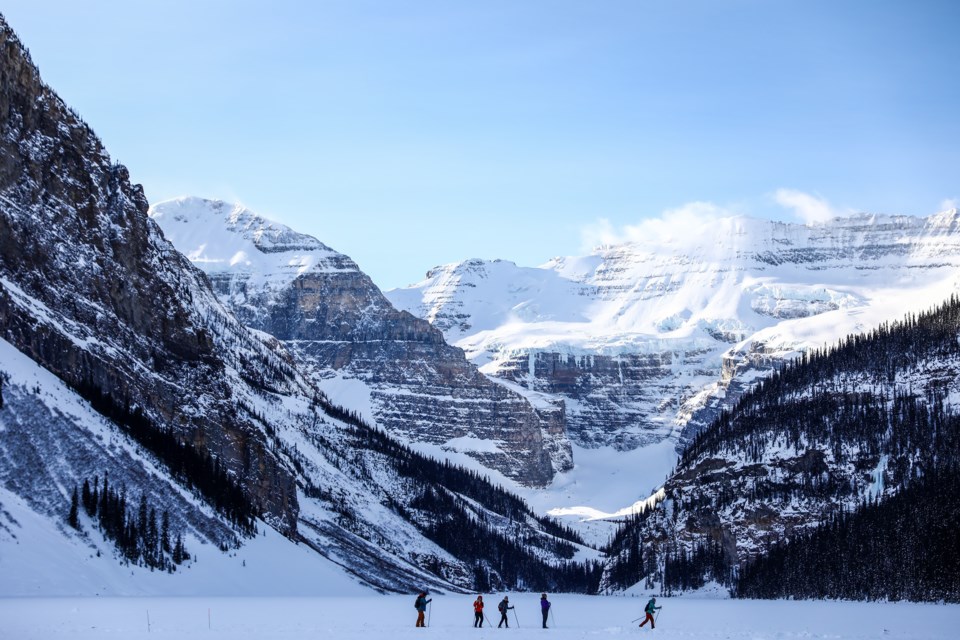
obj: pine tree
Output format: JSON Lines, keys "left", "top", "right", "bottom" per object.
{"left": 161, "top": 511, "right": 171, "bottom": 554}
{"left": 68, "top": 486, "right": 80, "bottom": 530}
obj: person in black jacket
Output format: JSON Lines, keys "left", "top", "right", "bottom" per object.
{"left": 540, "top": 593, "right": 551, "bottom": 628}
{"left": 497, "top": 596, "right": 514, "bottom": 628}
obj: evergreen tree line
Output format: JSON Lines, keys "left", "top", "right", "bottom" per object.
{"left": 604, "top": 508, "right": 731, "bottom": 594}
{"left": 0, "top": 369, "right": 9, "bottom": 409}
{"left": 603, "top": 295, "right": 960, "bottom": 600}
{"left": 72, "top": 376, "right": 258, "bottom": 534}
{"left": 313, "top": 395, "right": 601, "bottom": 592}
{"left": 67, "top": 475, "right": 190, "bottom": 571}
{"left": 682, "top": 294, "right": 960, "bottom": 468}
{"left": 662, "top": 538, "right": 731, "bottom": 595}
{"left": 736, "top": 463, "right": 960, "bottom": 602}
{"left": 412, "top": 486, "right": 604, "bottom": 593}
{"left": 316, "top": 395, "right": 587, "bottom": 547}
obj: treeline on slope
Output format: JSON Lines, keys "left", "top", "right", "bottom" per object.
{"left": 682, "top": 294, "right": 960, "bottom": 467}
{"left": 313, "top": 398, "right": 603, "bottom": 593}
{"left": 73, "top": 376, "right": 257, "bottom": 535}
{"left": 604, "top": 506, "right": 731, "bottom": 595}
{"left": 736, "top": 463, "right": 960, "bottom": 602}
{"left": 604, "top": 295, "right": 960, "bottom": 600}
{"left": 0, "top": 370, "right": 9, "bottom": 409}
{"left": 66, "top": 474, "right": 191, "bottom": 571}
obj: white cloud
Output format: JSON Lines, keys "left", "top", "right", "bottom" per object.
{"left": 940, "top": 198, "right": 958, "bottom": 212}
{"left": 774, "top": 189, "right": 841, "bottom": 225}
{"left": 579, "top": 201, "right": 736, "bottom": 252}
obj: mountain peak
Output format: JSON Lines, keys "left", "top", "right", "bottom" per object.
{"left": 150, "top": 197, "right": 333, "bottom": 257}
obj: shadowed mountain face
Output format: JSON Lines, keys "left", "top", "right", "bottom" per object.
{"left": 0, "top": 20, "right": 300, "bottom": 532}
{"left": 151, "top": 198, "right": 572, "bottom": 486}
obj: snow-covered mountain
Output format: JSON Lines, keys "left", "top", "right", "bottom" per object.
{"left": 0, "top": 14, "right": 597, "bottom": 596}
{"left": 603, "top": 296, "right": 960, "bottom": 599}
{"left": 150, "top": 197, "right": 572, "bottom": 486}
{"left": 387, "top": 213, "right": 960, "bottom": 460}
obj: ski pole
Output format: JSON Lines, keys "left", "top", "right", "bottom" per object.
{"left": 655, "top": 609, "right": 661, "bottom": 624}
{"left": 428, "top": 601, "right": 432, "bottom": 627}
{"left": 550, "top": 608, "right": 556, "bottom": 627}
{"left": 513, "top": 609, "right": 520, "bottom": 628}
{"left": 631, "top": 616, "right": 643, "bottom": 623}
{"left": 484, "top": 613, "right": 493, "bottom": 627}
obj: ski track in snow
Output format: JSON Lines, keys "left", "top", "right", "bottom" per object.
{"left": 0, "top": 595, "right": 956, "bottom": 639}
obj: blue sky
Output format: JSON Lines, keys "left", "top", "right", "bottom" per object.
{"left": 4, "top": 1, "right": 959, "bottom": 290}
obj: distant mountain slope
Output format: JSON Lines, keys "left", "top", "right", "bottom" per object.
{"left": 388, "top": 213, "right": 960, "bottom": 459}
{"left": 150, "top": 197, "right": 572, "bottom": 486}
{"left": 602, "top": 296, "right": 960, "bottom": 600}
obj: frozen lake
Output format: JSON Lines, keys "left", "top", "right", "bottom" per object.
{"left": 1, "top": 594, "right": 957, "bottom": 640}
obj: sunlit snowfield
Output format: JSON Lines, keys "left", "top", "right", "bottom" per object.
{"left": 1, "top": 595, "right": 957, "bottom": 640}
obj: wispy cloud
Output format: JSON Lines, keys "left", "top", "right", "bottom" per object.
{"left": 774, "top": 189, "right": 844, "bottom": 224}
{"left": 940, "top": 198, "right": 958, "bottom": 212}
{"left": 580, "top": 201, "right": 736, "bottom": 251}
{"left": 580, "top": 190, "right": 857, "bottom": 252}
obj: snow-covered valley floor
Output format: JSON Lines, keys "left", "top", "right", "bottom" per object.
{"left": 1, "top": 595, "right": 956, "bottom": 640}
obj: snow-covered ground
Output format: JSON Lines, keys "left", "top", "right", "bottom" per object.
{"left": 1, "top": 594, "right": 956, "bottom": 639}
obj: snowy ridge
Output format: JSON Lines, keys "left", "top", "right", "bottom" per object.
{"left": 388, "top": 210, "right": 960, "bottom": 462}
{"left": 152, "top": 199, "right": 573, "bottom": 487}
{"left": 150, "top": 197, "right": 351, "bottom": 275}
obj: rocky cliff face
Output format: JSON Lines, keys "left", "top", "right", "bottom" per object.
{"left": 150, "top": 198, "right": 572, "bottom": 486}
{"left": 0, "top": 18, "right": 300, "bottom": 532}
{"left": 389, "top": 214, "right": 960, "bottom": 459}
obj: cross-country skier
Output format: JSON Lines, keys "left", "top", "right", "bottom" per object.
{"left": 473, "top": 595, "right": 485, "bottom": 627}
{"left": 415, "top": 592, "right": 432, "bottom": 627}
{"left": 497, "top": 596, "right": 514, "bottom": 628}
{"left": 540, "top": 593, "right": 551, "bottom": 628}
{"left": 638, "top": 596, "right": 661, "bottom": 629}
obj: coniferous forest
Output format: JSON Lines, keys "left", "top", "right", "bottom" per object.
{"left": 67, "top": 475, "right": 190, "bottom": 572}
{"left": 604, "top": 295, "right": 960, "bottom": 602}
{"left": 736, "top": 463, "right": 960, "bottom": 601}
{"left": 308, "top": 397, "right": 604, "bottom": 593}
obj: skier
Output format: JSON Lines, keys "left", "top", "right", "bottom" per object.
{"left": 473, "top": 594, "right": 485, "bottom": 627}
{"left": 540, "top": 593, "right": 551, "bottom": 628}
{"left": 638, "top": 596, "right": 661, "bottom": 629}
{"left": 415, "top": 591, "right": 432, "bottom": 627}
{"left": 497, "top": 596, "right": 514, "bottom": 628}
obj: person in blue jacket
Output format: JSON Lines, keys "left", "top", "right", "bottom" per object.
{"left": 638, "top": 596, "right": 661, "bottom": 629}
{"left": 540, "top": 593, "right": 551, "bottom": 628}
{"left": 414, "top": 592, "right": 431, "bottom": 627}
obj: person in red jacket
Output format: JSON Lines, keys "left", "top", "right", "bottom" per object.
{"left": 473, "top": 595, "right": 485, "bottom": 627}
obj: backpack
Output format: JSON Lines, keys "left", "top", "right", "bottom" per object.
{"left": 498, "top": 601, "right": 506, "bottom": 613}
